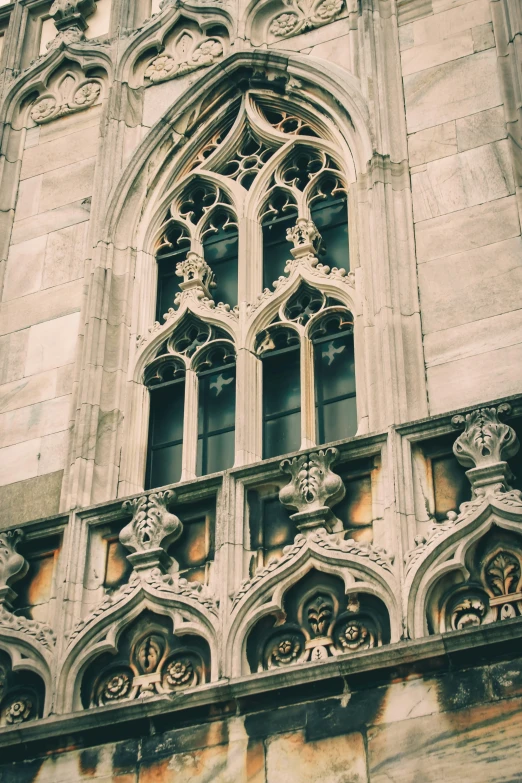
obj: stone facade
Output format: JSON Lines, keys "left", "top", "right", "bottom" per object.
{"left": 0, "top": 0, "right": 522, "bottom": 777}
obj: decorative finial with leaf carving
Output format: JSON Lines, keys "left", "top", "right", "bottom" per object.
{"left": 452, "top": 403, "right": 520, "bottom": 496}
{"left": 0, "top": 529, "right": 28, "bottom": 609}
{"left": 279, "top": 448, "right": 345, "bottom": 535}
{"left": 121, "top": 491, "right": 183, "bottom": 573}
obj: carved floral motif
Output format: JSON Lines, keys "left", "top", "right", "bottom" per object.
{"left": 30, "top": 80, "right": 102, "bottom": 124}
{"left": 121, "top": 490, "right": 182, "bottom": 557}
{"left": 267, "top": 0, "right": 344, "bottom": 40}
{"left": 0, "top": 607, "right": 56, "bottom": 649}
{"left": 145, "top": 36, "right": 224, "bottom": 85}
{"left": 5, "top": 696, "right": 33, "bottom": 724}
{"left": 452, "top": 404, "right": 519, "bottom": 469}
{"left": 0, "top": 529, "right": 28, "bottom": 595}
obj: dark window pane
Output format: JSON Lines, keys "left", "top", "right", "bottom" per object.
{"left": 264, "top": 411, "right": 301, "bottom": 459}
{"left": 320, "top": 396, "right": 357, "bottom": 444}
{"left": 262, "top": 214, "right": 295, "bottom": 289}
{"left": 204, "top": 229, "right": 238, "bottom": 307}
{"left": 149, "top": 442, "right": 183, "bottom": 489}
{"left": 199, "top": 430, "right": 235, "bottom": 475}
{"left": 311, "top": 196, "right": 349, "bottom": 271}
{"left": 147, "top": 380, "right": 185, "bottom": 489}
{"left": 263, "top": 349, "right": 300, "bottom": 418}
{"left": 198, "top": 368, "right": 236, "bottom": 436}
{"left": 156, "top": 247, "right": 187, "bottom": 321}
{"left": 150, "top": 382, "right": 185, "bottom": 447}
{"left": 314, "top": 333, "right": 355, "bottom": 402}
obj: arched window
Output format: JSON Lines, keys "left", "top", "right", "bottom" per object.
{"left": 141, "top": 91, "right": 357, "bottom": 489}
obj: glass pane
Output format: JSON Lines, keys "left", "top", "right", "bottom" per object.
{"left": 263, "top": 348, "right": 300, "bottom": 417}
{"left": 319, "top": 396, "right": 357, "bottom": 444}
{"left": 264, "top": 411, "right": 301, "bottom": 459}
{"left": 314, "top": 334, "right": 355, "bottom": 403}
{"left": 199, "top": 368, "right": 236, "bottom": 436}
{"left": 157, "top": 266, "right": 181, "bottom": 321}
{"left": 148, "top": 442, "right": 183, "bottom": 488}
{"left": 150, "top": 381, "right": 185, "bottom": 447}
{"left": 262, "top": 215, "right": 295, "bottom": 289}
{"left": 204, "top": 230, "right": 238, "bottom": 307}
{"left": 202, "top": 429, "right": 235, "bottom": 475}
{"left": 311, "top": 197, "right": 349, "bottom": 271}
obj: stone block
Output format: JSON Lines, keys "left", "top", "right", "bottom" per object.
{"left": 424, "top": 307, "right": 522, "bottom": 367}
{"left": 401, "top": 32, "right": 474, "bottom": 76}
{"left": 368, "top": 696, "right": 522, "bottom": 783}
{"left": 412, "top": 0, "right": 491, "bottom": 44}
{"left": 40, "top": 157, "right": 96, "bottom": 213}
{"left": 408, "top": 120, "right": 457, "bottom": 165}
{"left": 39, "top": 103, "right": 103, "bottom": 144}
{"left": 266, "top": 730, "right": 367, "bottom": 783}
{"left": 0, "top": 438, "right": 40, "bottom": 485}
{"left": 38, "top": 428, "right": 69, "bottom": 475}
{"left": 25, "top": 311, "right": 81, "bottom": 376}
{"left": 138, "top": 744, "right": 229, "bottom": 783}
{"left": 0, "top": 470, "right": 63, "bottom": 526}
{"left": 0, "top": 329, "right": 29, "bottom": 384}
{"left": 2, "top": 234, "right": 47, "bottom": 301}
{"left": 472, "top": 21, "right": 495, "bottom": 51}
{"left": 10, "top": 198, "right": 91, "bottom": 245}
{"left": 404, "top": 48, "right": 500, "bottom": 133}
{"left": 415, "top": 195, "right": 520, "bottom": 261}
{"left": 14, "top": 173, "right": 42, "bottom": 221}
{"left": 419, "top": 236, "right": 522, "bottom": 333}
{"left": 143, "top": 75, "right": 202, "bottom": 128}
{"left": 427, "top": 341, "right": 522, "bottom": 413}
{"left": 0, "top": 278, "right": 83, "bottom": 334}
{"left": 310, "top": 35, "right": 352, "bottom": 70}
{"left": 456, "top": 105, "right": 506, "bottom": 151}
{"left": 21, "top": 124, "right": 100, "bottom": 180}
{"left": 42, "top": 221, "right": 87, "bottom": 289}
{"left": 24, "top": 126, "right": 40, "bottom": 148}
{"left": 0, "top": 393, "right": 71, "bottom": 449}
{"left": 411, "top": 139, "right": 514, "bottom": 222}
{"left": 0, "top": 368, "right": 57, "bottom": 414}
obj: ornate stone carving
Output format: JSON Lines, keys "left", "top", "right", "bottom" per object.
{"left": 232, "top": 535, "right": 307, "bottom": 608}
{"left": 88, "top": 616, "right": 209, "bottom": 706}
{"left": 267, "top": 0, "right": 344, "bottom": 40}
{"left": 30, "top": 80, "right": 101, "bottom": 124}
{"left": 121, "top": 491, "right": 183, "bottom": 572}
{"left": 0, "top": 529, "right": 28, "bottom": 608}
{"left": 5, "top": 696, "right": 33, "bottom": 724}
{"left": 310, "top": 527, "right": 394, "bottom": 572}
{"left": 176, "top": 252, "right": 216, "bottom": 300}
{"left": 452, "top": 404, "right": 520, "bottom": 496}
{"left": 251, "top": 581, "right": 385, "bottom": 672}
{"left": 279, "top": 448, "right": 345, "bottom": 534}
{"left": 286, "top": 218, "right": 320, "bottom": 259}
{"left": 144, "top": 568, "right": 218, "bottom": 614}
{"left": 144, "top": 34, "right": 224, "bottom": 85}
{"left": 0, "top": 607, "right": 56, "bottom": 649}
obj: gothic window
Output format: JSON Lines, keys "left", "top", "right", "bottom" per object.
{"left": 143, "top": 92, "right": 357, "bottom": 488}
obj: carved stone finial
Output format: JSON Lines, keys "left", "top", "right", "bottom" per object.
{"left": 0, "top": 529, "right": 28, "bottom": 609}
{"left": 452, "top": 404, "right": 520, "bottom": 496}
{"left": 121, "top": 491, "right": 183, "bottom": 573}
{"left": 286, "top": 218, "right": 320, "bottom": 260}
{"left": 279, "top": 448, "right": 346, "bottom": 535}
{"left": 175, "top": 252, "right": 217, "bottom": 301}
{"left": 49, "top": 0, "right": 95, "bottom": 30}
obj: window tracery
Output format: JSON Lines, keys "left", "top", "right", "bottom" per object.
{"left": 142, "top": 91, "right": 356, "bottom": 485}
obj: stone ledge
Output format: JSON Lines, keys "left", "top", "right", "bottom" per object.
{"left": 1, "top": 618, "right": 522, "bottom": 760}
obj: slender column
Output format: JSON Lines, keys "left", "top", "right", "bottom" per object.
{"left": 235, "top": 347, "right": 262, "bottom": 466}
{"left": 300, "top": 335, "right": 316, "bottom": 450}
{"left": 181, "top": 368, "right": 198, "bottom": 481}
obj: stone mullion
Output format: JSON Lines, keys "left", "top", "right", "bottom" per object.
{"left": 300, "top": 333, "right": 316, "bottom": 450}
{"left": 181, "top": 368, "right": 198, "bottom": 482}
{"left": 235, "top": 346, "right": 262, "bottom": 466}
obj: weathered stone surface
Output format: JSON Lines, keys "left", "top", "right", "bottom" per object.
{"left": 415, "top": 195, "right": 520, "bottom": 261}
{"left": 24, "top": 312, "right": 81, "bottom": 376}
{"left": 408, "top": 120, "right": 457, "bottom": 165}
{"left": 0, "top": 278, "right": 83, "bottom": 334}
{"left": 0, "top": 368, "right": 58, "bottom": 414}
{"left": 0, "top": 394, "right": 71, "bottom": 449}
{"left": 0, "top": 470, "right": 63, "bottom": 526}
{"left": 401, "top": 31, "right": 474, "bottom": 76}
{"left": 20, "top": 125, "right": 100, "bottom": 180}
{"left": 411, "top": 139, "right": 514, "bottom": 221}
{"left": 41, "top": 222, "right": 87, "bottom": 289}
{"left": 404, "top": 48, "right": 500, "bottom": 132}
{"left": 0, "top": 330, "right": 29, "bottom": 385}
{"left": 266, "top": 731, "right": 368, "bottom": 783}
{"left": 418, "top": 236, "right": 522, "bottom": 332}
{"left": 10, "top": 199, "right": 90, "bottom": 245}
{"left": 2, "top": 234, "right": 47, "bottom": 301}
{"left": 368, "top": 697, "right": 522, "bottom": 783}
{"left": 456, "top": 105, "right": 507, "bottom": 151}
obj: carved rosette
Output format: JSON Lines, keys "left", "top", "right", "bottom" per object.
{"left": 121, "top": 490, "right": 183, "bottom": 572}
{"left": 30, "top": 81, "right": 101, "bottom": 124}
{"left": 144, "top": 36, "right": 224, "bottom": 85}
{"left": 452, "top": 403, "right": 520, "bottom": 497}
{"left": 267, "top": 0, "right": 344, "bottom": 40}
{"left": 279, "top": 447, "right": 346, "bottom": 534}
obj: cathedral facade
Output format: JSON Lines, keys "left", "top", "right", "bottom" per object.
{"left": 0, "top": 0, "right": 521, "bottom": 777}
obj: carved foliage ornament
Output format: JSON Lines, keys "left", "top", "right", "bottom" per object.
{"left": 121, "top": 490, "right": 183, "bottom": 571}
{"left": 30, "top": 78, "right": 102, "bottom": 124}
{"left": 251, "top": 585, "right": 385, "bottom": 672}
{"left": 268, "top": 0, "right": 344, "bottom": 39}
{"left": 145, "top": 32, "right": 224, "bottom": 85}
{"left": 0, "top": 529, "right": 28, "bottom": 596}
